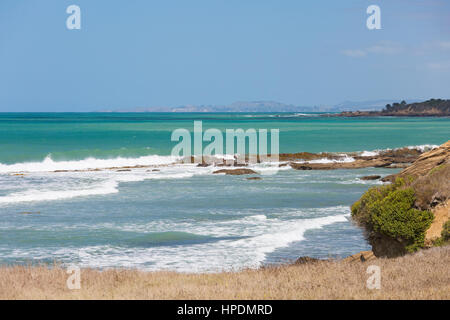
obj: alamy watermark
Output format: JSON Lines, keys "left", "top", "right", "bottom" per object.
{"left": 66, "top": 265, "right": 81, "bottom": 290}
{"left": 66, "top": 5, "right": 81, "bottom": 30}
{"left": 367, "top": 5, "right": 381, "bottom": 30}
{"left": 171, "top": 121, "right": 280, "bottom": 173}
{"left": 65, "top": 5, "right": 381, "bottom": 31}
{"left": 366, "top": 265, "right": 381, "bottom": 290}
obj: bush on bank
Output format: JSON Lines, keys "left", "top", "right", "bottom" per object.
{"left": 351, "top": 178, "right": 434, "bottom": 253}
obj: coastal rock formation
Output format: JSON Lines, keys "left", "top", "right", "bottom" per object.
{"left": 174, "top": 147, "right": 426, "bottom": 173}
{"left": 352, "top": 141, "right": 450, "bottom": 258}
{"left": 396, "top": 141, "right": 449, "bottom": 179}
{"left": 212, "top": 168, "right": 258, "bottom": 175}
{"left": 290, "top": 147, "right": 424, "bottom": 171}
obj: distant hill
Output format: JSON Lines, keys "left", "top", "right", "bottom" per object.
{"left": 171, "top": 101, "right": 313, "bottom": 113}
{"left": 337, "top": 99, "right": 450, "bottom": 117}
{"left": 102, "top": 101, "right": 314, "bottom": 113}
{"left": 98, "top": 99, "right": 412, "bottom": 113}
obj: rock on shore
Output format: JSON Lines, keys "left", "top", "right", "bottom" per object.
{"left": 212, "top": 168, "right": 258, "bottom": 175}
{"left": 289, "top": 147, "right": 424, "bottom": 171}
{"left": 360, "top": 175, "right": 381, "bottom": 180}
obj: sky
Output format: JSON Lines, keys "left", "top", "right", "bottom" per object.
{"left": 0, "top": 0, "right": 449, "bottom": 112}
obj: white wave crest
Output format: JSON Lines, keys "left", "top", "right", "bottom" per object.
{"left": 2, "top": 211, "right": 349, "bottom": 272}
{"left": 0, "top": 167, "right": 203, "bottom": 204}
{"left": 405, "top": 144, "right": 439, "bottom": 152}
{"left": 0, "top": 179, "right": 119, "bottom": 204}
{"left": 0, "top": 154, "right": 180, "bottom": 174}
{"left": 360, "top": 151, "right": 379, "bottom": 157}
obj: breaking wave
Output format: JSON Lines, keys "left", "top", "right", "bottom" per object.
{"left": 0, "top": 154, "right": 180, "bottom": 174}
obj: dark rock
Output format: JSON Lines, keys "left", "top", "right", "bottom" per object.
{"left": 369, "top": 233, "right": 407, "bottom": 258}
{"left": 360, "top": 175, "right": 381, "bottom": 180}
{"left": 246, "top": 177, "right": 262, "bottom": 180}
{"left": 196, "top": 163, "right": 210, "bottom": 167}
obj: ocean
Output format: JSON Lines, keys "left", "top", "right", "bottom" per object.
{"left": 0, "top": 113, "right": 449, "bottom": 272}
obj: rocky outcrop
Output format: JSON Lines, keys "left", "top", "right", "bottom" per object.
{"left": 290, "top": 147, "right": 423, "bottom": 171}
{"left": 397, "top": 141, "right": 449, "bottom": 178}
{"left": 212, "top": 168, "right": 258, "bottom": 175}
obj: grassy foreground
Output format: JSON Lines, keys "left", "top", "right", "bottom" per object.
{"left": 1, "top": 246, "right": 448, "bottom": 300}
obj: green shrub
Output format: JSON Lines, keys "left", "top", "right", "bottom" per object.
{"left": 351, "top": 178, "right": 404, "bottom": 227}
{"left": 351, "top": 178, "right": 434, "bottom": 253}
{"left": 370, "top": 188, "right": 433, "bottom": 252}
{"left": 442, "top": 221, "right": 450, "bottom": 241}
{"left": 351, "top": 200, "right": 361, "bottom": 216}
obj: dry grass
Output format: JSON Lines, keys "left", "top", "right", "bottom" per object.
{"left": 412, "top": 163, "right": 450, "bottom": 210}
{"left": 0, "top": 246, "right": 449, "bottom": 300}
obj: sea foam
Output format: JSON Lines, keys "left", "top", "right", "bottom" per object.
{"left": 0, "top": 154, "right": 180, "bottom": 173}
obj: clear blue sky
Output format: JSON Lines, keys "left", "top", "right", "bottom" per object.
{"left": 1, "top": 0, "right": 449, "bottom": 111}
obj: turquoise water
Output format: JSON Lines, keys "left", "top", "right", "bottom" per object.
{"left": 1, "top": 113, "right": 449, "bottom": 163}
{"left": 0, "top": 113, "right": 448, "bottom": 272}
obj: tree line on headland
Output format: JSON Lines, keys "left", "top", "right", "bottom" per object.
{"left": 336, "top": 99, "right": 450, "bottom": 117}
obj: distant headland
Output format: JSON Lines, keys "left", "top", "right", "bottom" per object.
{"left": 334, "top": 99, "right": 450, "bottom": 117}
